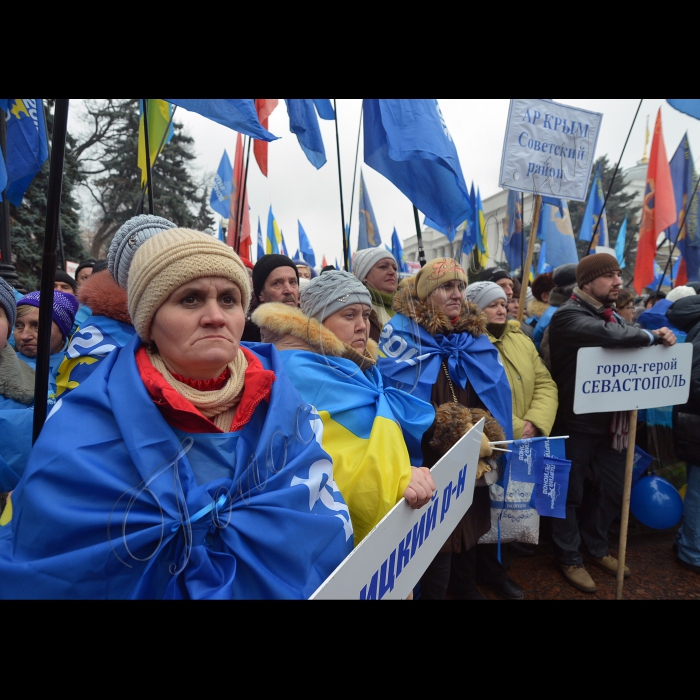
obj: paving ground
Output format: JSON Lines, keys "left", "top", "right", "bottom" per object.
{"left": 474, "top": 515, "right": 700, "bottom": 600}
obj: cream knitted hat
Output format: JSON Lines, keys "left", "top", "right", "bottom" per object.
{"left": 127, "top": 228, "right": 251, "bottom": 341}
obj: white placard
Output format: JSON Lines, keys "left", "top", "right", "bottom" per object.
{"left": 499, "top": 99, "right": 603, "bottom": 202}
{"left": 310, "top": 419, "right": 484, "bottom": 600}
{"left": 573, "top": 345, "right": 692, "bottom": 414}
{"left": 65, "top": 260, "right": 78, "bottom": 278}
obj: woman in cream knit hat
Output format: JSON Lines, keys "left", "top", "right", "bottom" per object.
{"left": 0, "top": 228, "right": 352, "bottom": 600}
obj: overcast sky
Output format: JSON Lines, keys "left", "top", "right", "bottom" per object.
{"left": 74, "top": 99, "right": 700, "bottom": 266}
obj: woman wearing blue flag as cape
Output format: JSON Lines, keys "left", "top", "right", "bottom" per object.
{"left": 0, "top": 228, "right": 352, "bottom": 599}
{"left": 378, "top": 258, "right": 512, "bottom": 600}
{"left": 252, "top": 270, "right": 436, "bottom": 547}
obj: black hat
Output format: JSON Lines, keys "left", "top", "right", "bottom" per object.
{"left": 75, "top": 258, "right": 97, "bottom": 278}
{"left": 252, "top": 254, "right": 299, "bottom": 298}
{"left": 553, "top": 263, "right": 578, "bottom": 287}
{"left": 478, "top": 267, "right": 512, "bottom": 283}
{"left": 55, "top": 269, "right": 77, "bottom": 293}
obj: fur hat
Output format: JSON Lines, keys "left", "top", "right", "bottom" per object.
{"left": 301, "top": 270, "right": 372, "bottom": 322}
{"left": 17, "top": 290, "right": 79, "bottom": 340}
{"left": 465, "top": 281, "right": 507, "bottom": 310}
{"left": 253, "top": 254, "right": 299, "bottom": 299}
{"left": 415, "top": 258, "right": 468, "bottom": 301}
{"left": 0, "top": 277, "right": 16, "bottom": 338}
{"left": 576, "top": 253, "right": 621, "bottom": 288}
{"left": 108, "top": 214, "right": 178, "bottom": 289}
{"left": 127, "top": 228, "right": 250, "bottom": 342}
{"left": 352, "top": 247, "right": 396, "bottom": 285}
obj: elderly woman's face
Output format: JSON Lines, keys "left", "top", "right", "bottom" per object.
{"left": 149, "top": 276, "right": 245, "bottom": 380}
{"left": 323, "top": 303, "right": 370, "bottom": 353}
{"left": 484, "top": 298, "right": 507, "bottom": 324}
{"left": 364, "top": 259, "right": 398, "bottom": 294}
{"left": 428, "top": 280, "right": 465, "bottom": 320}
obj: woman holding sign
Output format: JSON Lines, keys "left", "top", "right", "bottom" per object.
{"left": 378, "top": 258, "right": 511, "bottom": 600}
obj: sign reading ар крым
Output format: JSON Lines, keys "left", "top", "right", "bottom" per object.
{"left": 499, "top": 99, "right": 603, "bottom": 202}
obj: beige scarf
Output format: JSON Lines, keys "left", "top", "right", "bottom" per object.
{"left": 148, "top": 348, "right": 248, "bottom": 431}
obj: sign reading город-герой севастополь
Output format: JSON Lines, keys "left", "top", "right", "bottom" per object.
{"left": 573, "top": 344, "right": 692, "bottom": 414}
{"left": 499, "top": 99, "right": 603, "bottom": 202}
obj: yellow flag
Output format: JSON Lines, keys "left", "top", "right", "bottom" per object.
{"left": 137, "top": 100, "right": 173, "bottom": 186}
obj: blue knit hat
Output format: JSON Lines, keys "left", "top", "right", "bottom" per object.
{"left": 17, "top": 290, "right": 79, "bottom": 340}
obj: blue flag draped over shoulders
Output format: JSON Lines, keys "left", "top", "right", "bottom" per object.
{"left": 0, "top": 335, "right": 352, "bottom": 599}
{"left": 377, "top": 313, "right": 513, "bottom": 445}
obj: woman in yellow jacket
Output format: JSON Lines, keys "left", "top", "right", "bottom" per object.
{"left": 463, "top": 281, "right": 559, "bottom": 597}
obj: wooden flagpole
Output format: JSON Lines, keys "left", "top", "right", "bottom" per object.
{"left": 517, "top": 194, "right": 541, "bottom": 323}
{"left": 616, "top": 409, "right": 638, "bottom": 599}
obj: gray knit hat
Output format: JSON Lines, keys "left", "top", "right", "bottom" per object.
{"left": 352, "top": 247, "right": 396, "bottom": 285}
{"left": 108, "top": 214, "right": 178, "bottom": 289}
{"left": 0, "top": 277, "right": 17, "bottom": 338}
{"left": 465, "top": 281, "right": 507, "bottom": 310}
{"left": 301, "top": 269, "right": 372, "bottom": 323}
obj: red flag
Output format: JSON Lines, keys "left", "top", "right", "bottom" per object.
{"left": 227, "top": 133, "right": 251, "bottom": 252}
{"left": 253, "top": 99, "right": 278, "bottom": 177}
{"left": 321, "top": 254, "right": 328, "bottom": 268}
{"left": 675, "top": 257, "right": 688, "bottom": 287}
{"left": 634, "top": 109, "right": 677, "bottom": 294}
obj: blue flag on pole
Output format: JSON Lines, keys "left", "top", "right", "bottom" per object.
{"left": 424, "top": 215, "right": 458, "bottom": 243}
{"left": 298, "top": 220, "right": 316, "bottom": 268}
{"left": 579, "top": 165, "right": 609, "bottom": 246}
{"left": 536, "top": 198, "right": 579, "bottom": 268}
{"left": 162, "top": 99, "right": 277, "bottom": 141}
{"left": 667, "top": 100, "right": 700, "bottom": 120}
{"left": 284, "top": 99, "right": 327, "bottom": 169}
{"left": 667, "top": 133, "right": 700, "bottom": 283}
{"left": 2, "top": 99, "right": 49, "bottom": 206}
{"left": 615, "top": 216, "right": 628, "bottom": 269}
{"left": 391, "top": 228, "right": 408, "bottom": 273}
{"left": 358, "top": 171, "right": 382, "bottom": 249}
{"left": 257, "top": 217, "right": 264, "bottom": 262}
{"left": 210, "top": 150, "right": 234, "bottom": 219}
{"left": 363, "top": 99, "right": 472, "bottom": 236}
{"left": 503, "top": 189, "right": 523, "bottom": 272}
{"left": 313, "top": 99, "right": 335, "bottom": 120}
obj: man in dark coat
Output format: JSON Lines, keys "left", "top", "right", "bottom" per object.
{"left": 548, "top": 253, "right": 676, "bottom": 593}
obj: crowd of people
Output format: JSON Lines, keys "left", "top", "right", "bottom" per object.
{"left": 0, "top": 214, "right": 696, "bottom": 599}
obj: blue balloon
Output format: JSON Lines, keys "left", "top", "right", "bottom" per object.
{"left": 630, "top": 475, "right": 684, "bottom": 530}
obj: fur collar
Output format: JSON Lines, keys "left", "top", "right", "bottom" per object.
{"left": 251, "top": 302, "right": 378, "bottom": 370}
{"left": 77, "top": 271, "right": 132, "bottom": 325}
{"left": 526, "top": 298, "right": 549, "bottom": 319}
{"left": 392, "top": 279, "right": 487, "bottom": 337}
{"left": 0, "top": 343, "right": 35, "bottom": 404}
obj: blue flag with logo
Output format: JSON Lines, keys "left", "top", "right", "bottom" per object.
{"left": 363, "top": 99, "right": 472, "bottom": 237}
{"left": 615, "top": 216, "right": 628, "bottom": 269}
{"left": 256, "top": 217, "right": 264, "bottom": 262}
{"left": 210, "top": 150, "right": 233, "bottom": 219}
{"left": 298, "top": 220, "right": 316, "bottom": 268}
{"left": 536, "top": 198, "right": 579, "bottom": 268}
{"left": 284, "top": 99, "right": 327, "bottom": 169}
{"left": 579, "top": 164, "right": 608, "bottom": 246}
{"left": 503, "top": 189, "right": 523, "bottom": 272}
{"left": 358, "top": 171, "right": 382, "bottom": 249}
{"left": 667, "top": 134, "right": 700, "bottom": 282}
{"left": 2, "top": 99, "right": 49, "bottom": 206}
{"left": 507, "top": 436, "right": 571, "bottom": 519}
{"left": 162, "top": 99, "right": 277, "bottom": 141}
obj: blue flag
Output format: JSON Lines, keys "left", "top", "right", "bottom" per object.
{"left": 363, "top": 99, "right": 472, "bottom": 236}
{"left": 633, "top": 445, "right": 655, "bottom": 486}
{"left": 358, "top": 171, "right": 382, "bottom": 249}
{"left": 162, "top": 99, "right": 277, "bottom": 141}
{"left": 579, "top": 164, "right": 609, "bottom": 246}
{"left": 667, "top": 134, "right": 700, "bottom": 282}
{"left": 210, "top": 150, "right": 233, "bottom": 219}
{"left": 667, "top": 100, "right": 700, "bottom": 120}
{"left": 2, "top": 99, "right": 49, "bottom": 206}
{"left": 537, "top": 239, "right": 552, "bottom": 274}
{"left": 615, "top": 216, "right": 628, "bottom": 269}
{"left": 313, "top": 99, "right": 335, "bottom": 120}
{"left": 391, "top": 228, "right": 408, "bottom": 273}
{"left": 507, "top": 437, "right": 571, "bottom": 519}
{"left": 298, "top": 220, "right": 316, "bottom": 268}
{"left": 257, "top": 217, "right": 264, "bottom": 262}
{"left": 503, "top": 189, "right": 523, "bottom": 272}
{"left": 536, "top": 198, "right": 579, "bottom": 268}
{"left": 217, "top": 218, "right": 225, "bottom": 243}
{"left": 284, "top": 99, "right": 327, "bottom": 169}
{"left": 424, "top": 215, "right": 458, "bottom": 243}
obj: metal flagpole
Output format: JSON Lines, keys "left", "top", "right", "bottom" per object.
{"left": 142, "top": 99, "right": 155, "bottom": 215}
{"left": 333, "top": 100, "right": 348, "bottom": 271}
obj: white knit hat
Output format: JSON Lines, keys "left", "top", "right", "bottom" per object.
{"left": 352, "top": 247, "right": 396, "bottom": 285}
